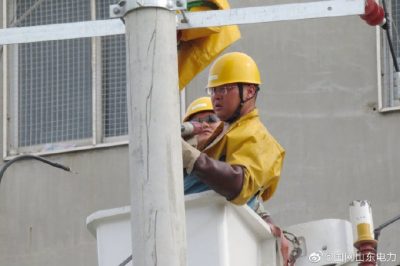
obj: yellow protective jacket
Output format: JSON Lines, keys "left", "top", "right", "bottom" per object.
{"left": 203, "top": 109, "right": 285, "bottom": 205}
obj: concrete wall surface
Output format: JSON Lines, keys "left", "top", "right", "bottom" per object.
{"left": 0, "top": 147, "right": 130, "bottom": 266}
{"left": 0, "top": 0, "right": 399, "bottom": 266}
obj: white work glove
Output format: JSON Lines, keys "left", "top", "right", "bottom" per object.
{"left": 185, "top": 135, "right": 198, "bottom": 148}
{"left": 181, "top": 139, "right": 201, "bottom": 174}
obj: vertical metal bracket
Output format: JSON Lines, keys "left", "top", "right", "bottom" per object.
{"left": 110, "top": 0, "right": 187, "bottom": 18}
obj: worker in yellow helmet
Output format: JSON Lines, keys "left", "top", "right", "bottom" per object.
{"left": 182, "top": 96, "right": 223, "bottom": 151}
{"left": 182, "top": 97, "right": 224, "bottom": 194}
{"left": 182, "top": 52, "right": 285, "bottom": 206}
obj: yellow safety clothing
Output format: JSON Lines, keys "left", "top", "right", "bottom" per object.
{"left": 178, "top": 4, "right": 220, "bottom": 42}
{"left": 178, "top": 0, "right": 240, "bottom": 90}
{"left": 203, "top": 109, "right": 285, "bottom": 204}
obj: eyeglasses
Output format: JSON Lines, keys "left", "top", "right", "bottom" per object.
{"left": 206, "top": 84, "right": 238, "bottom": 96}
{"left": 190, "top": 114, "right": 220, "bottom": 124}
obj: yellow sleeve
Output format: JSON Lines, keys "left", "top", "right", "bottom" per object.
{"left": 226, "top": 132, "right": 285, "bottom": 205}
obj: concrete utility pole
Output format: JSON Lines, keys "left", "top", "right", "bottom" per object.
{"left": 120, "top": 1, "right": 188, "bottom": 265}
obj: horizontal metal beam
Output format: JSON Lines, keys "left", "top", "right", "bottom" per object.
{"left": 177, "top": 0, "right": 365, "bottom": 29}
{"left": 0, "top": 0, "right": 364, "bottom": 45}
{"left": 0, "top": 19, "right": 125, "bottom": 45}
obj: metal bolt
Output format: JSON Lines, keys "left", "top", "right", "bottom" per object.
{"left": 166, "top": 0, "right": 174, "bottom": 9}
{"left": 113, "top": 7, "right": 121, "bottom": 15}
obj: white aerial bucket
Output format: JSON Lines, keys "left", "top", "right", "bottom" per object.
{"left": 86, "top": 206, "right": 132, "bottom": 266}
{"left": 86, "top": 191, "right": 277, "bottom": 266}
{"left": 87, "top": 191, "right": 357, "bottom": 266}
{"left": 285, "top": 219, "right": 354, "bottom": 266}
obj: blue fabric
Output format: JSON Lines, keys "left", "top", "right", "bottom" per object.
{"left": 246, "top": 195, "right": 258, "bottom": 209}
{"left": 184, "top": 172, "right": 258, "bottom": 209}
{"left": 184, "top": 173, "right": 210, "bottom": 194}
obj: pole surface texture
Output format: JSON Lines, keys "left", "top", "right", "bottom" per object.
{"left": 125, "top": 7, "right": 187, "bottom": 266}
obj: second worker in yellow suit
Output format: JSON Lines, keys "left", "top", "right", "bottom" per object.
{"left": 182, "top": 52, "right": 285, "bottom": 206}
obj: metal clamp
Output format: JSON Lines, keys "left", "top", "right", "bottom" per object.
{"left": 110, "top": 0, "right": 187, "bottom": 18}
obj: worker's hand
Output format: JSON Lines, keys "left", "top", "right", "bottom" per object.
{"left": 184, "top": 135, "right": 198, "bottom": 148}
{"left": 181, "top": 139, "right": 201, "bottom": 174}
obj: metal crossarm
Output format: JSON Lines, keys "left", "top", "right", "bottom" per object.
{"left": 0, "top": 19, "right": 125, "bottom": 45}
{"left": 177, "top": 0, "right": 365, "bottom": 29}
{"left": 0, "top": 0, "right": 364, "bottom": 45}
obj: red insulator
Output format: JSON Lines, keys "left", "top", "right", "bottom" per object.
{"left": 354, "top": 240, "right": 377, "bottom": 266}
{"left": 361, "top": 0, "right": 378, "bottom": 19}
{"left": 360, "top": 0, "right": 385, "bottom": 26}
{"left": 367, "top": 6, "right": 384, "bottom": 26}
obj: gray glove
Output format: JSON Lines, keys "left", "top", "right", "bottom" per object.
{"left": 181, "top": 139, "right": 201, "bottom": 174}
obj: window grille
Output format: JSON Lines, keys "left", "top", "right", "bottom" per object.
{"left": 97, "top": 0, "right": 128, "bottom": 138}
{"left": 392, "top": 1, "right": 399, "bottom": 61}
{"left": 381, "top": 0, "right": 400, "bottom": 110}
{"left": 5, "top": 0, "right": 129, "bottom": 155}
{"left": 12, "top": 0, "right": 92, "bottom": 148}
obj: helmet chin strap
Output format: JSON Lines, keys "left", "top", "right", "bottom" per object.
{"left": 226, "top": 84, "right": 258, "bottom": 124}
{"left": 226, "top": 83, "right": 244, "bottom": 124}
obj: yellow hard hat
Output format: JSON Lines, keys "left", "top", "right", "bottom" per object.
{"left": 183, "top": 97, "right": 214, "bottom": 122}
{"left": 207, "top": 52, "right": 261, "bottom": 88}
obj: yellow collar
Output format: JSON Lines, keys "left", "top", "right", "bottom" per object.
{"left": 203, "top": 109, "right": 259, "bottom": 150}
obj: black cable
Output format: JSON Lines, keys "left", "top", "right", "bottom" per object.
{"left": 119, "top": 254, "right": 132, "bottom": 266}
{"left": 382, "top": 0, "right": 400, "bottom": 72}
{"left": 374, "top": 213, "right": 400, "bottom": 240}
{"left": 0, "top": 154, "right": 71, "bottom": 185}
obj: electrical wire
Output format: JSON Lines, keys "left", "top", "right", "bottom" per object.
{"left": 373, "top": 212, "right": 400, "bottom": 262}
{"left": 392, "top": 21, "right": 400, "bottom": 53}
{"left": 119, "top": 254, "right": 132, "bottom": 266}
{"left": 0, "top": 154, "right": 72, "bottom": 185}
{"left": 8, "top": 0, "right": 47, "bottom": 27}
{"left": 390, "top": 2, "right": 400, "bottom": 46}
{"left": 374, "top": 214, "right": 400, "bottom": 240}
{"left": 1, "top": 0, "right": 47, "bottom": 66}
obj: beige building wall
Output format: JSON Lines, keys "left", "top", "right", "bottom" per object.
{"left": 0, "top": 1, "right": 398, "bottom": 265}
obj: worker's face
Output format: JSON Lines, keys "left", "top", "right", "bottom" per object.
{"left": 210, "top": 83, "right": 241, "bottom": 121}
{"left": 189, "top": 111, "right": 221, "bottom": 147}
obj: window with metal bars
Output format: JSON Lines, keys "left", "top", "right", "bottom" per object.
{"left": 97, "top": 0, "right": 128, "bottom": 138}
{"left": 381, "top": 0, "right": 400, "bottom": 110}
{"left": 5, "top": 0, "right": 128, "bottom": 156}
